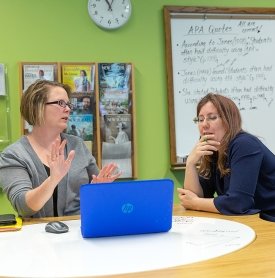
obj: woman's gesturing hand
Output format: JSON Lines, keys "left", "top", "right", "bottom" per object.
{"left": 47, "top": 138, "right": 75, "bottom": 183}
{"left": 91, "top": 163, "right": 121, "bottom": 183}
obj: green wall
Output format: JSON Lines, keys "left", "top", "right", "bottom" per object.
{"left": 0, "top": 189, "right": 16, "bottom": 214}
{"left": 1, "top": 0, "right": 275, "bottom": 213}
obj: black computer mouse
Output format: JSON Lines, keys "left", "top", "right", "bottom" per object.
{"left": 45, "top": 221, "right": 69, "bottom": 234}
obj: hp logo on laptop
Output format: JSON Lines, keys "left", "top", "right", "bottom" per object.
{"left": 122, "top": 203, "right": 134, "bottom": 214}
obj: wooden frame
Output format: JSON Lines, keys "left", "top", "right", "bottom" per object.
{"left": 164, "top": 6, "right": 275, "bottom": 170}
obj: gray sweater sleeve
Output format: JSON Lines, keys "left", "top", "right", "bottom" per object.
{"left": 0, "top": 134, "right": 99, "bottom": 218}
{"left": 0, "top": 139, "right": 40, "bottom": 217}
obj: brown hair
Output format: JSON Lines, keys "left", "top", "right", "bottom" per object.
{"left": 197, "top": 93, "right": 242, "bottom": 177}
{"left": 20, "top": 79, "right": 71, "bottom": 126}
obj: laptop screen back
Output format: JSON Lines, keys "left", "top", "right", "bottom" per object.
{"left": 80, "top": 179, "right": 174, "bottom": 238}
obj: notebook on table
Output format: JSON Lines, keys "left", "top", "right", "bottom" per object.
{"left": 80, "top": 179, "right": 174, "bottom": 238}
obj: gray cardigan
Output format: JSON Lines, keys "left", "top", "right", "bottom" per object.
{"left": 0, "top": 133, "right": 99, "bottom": 218}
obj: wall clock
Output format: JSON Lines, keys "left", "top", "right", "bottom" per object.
{"left": 88, "top": 0, "right": 132, "bottom": 30}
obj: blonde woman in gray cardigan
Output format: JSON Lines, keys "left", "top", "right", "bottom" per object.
{"left": 0, "top": 80, "right": 120, "bottom": 218}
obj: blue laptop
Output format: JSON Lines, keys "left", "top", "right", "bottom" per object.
{"left": 80, "top": 179, "right": 174, "bottom": 238}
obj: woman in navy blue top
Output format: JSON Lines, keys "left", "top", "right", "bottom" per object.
{"left": 177, "top": 93, "right": 275, "bottom": 221}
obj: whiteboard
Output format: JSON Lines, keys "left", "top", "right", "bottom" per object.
{"left": 164, "top": 7, "right": 275, "bottom": 167}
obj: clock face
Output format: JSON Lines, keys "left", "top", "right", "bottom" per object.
{"left": 88, "top": 0, "right": 132, "bottom": 30}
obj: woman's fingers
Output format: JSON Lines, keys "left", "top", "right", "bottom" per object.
{"left": 92, "top": 163, "right": 122, "bottom": 183}
{"left": 48, "top": 139, "right": 74, "bottom": 168}
{"left": 100, "top": 163, "right": 119, "bottom": 178}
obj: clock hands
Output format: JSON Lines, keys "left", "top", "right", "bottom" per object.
{"left": 105, "top": 0, "right": 114, "bottom": 11}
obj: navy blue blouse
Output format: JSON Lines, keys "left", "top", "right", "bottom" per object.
{"left": 199, "top": 132, "right": 275, "bottom": 218}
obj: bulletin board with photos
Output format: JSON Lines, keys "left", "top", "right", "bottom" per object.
{"left": 19, "top": 62, "right": 137, "bottom": 179}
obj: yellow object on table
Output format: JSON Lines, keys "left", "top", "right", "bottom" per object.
{"left": 0, "top": 217, "right": 22, "bottom": 232}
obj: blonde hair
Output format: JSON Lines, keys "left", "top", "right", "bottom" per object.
{"left": 197, "top": 93, "right": 242, "bottom": 177}
{"left": 20, "top": 79, "right": 71, "bottom": 126}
